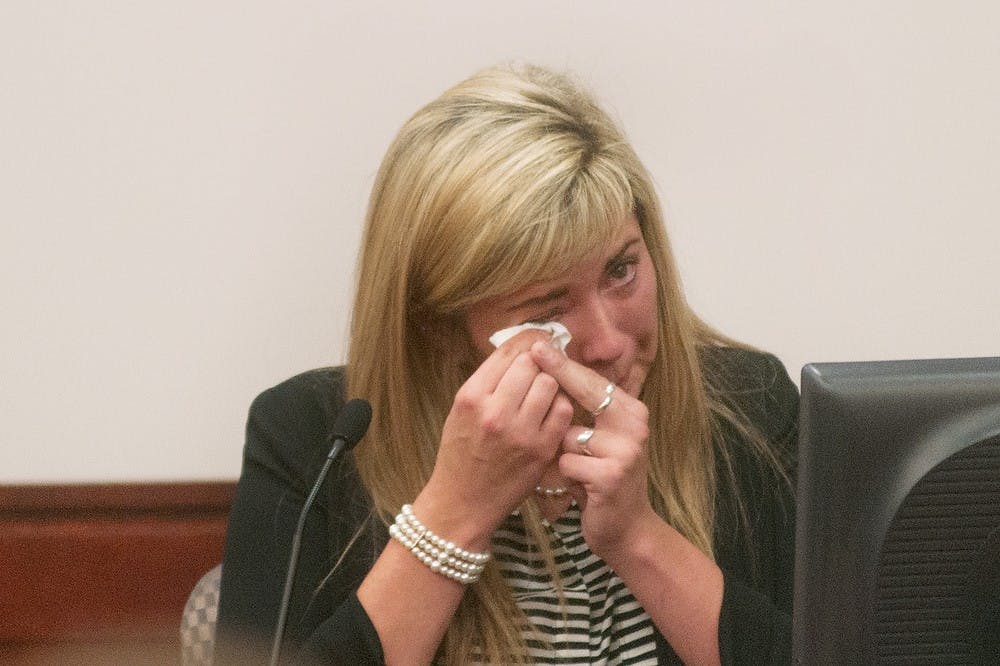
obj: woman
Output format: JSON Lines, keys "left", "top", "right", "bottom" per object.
{"left": 216, "top": 64, "right": 798, "bottom": 665}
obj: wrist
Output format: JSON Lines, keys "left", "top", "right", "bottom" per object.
{"left": 596, "top": 506, "right": 663, "bottom": 570}
{"left": 389, "top": 504, "right": 491, "bottom": 585}
{"left": 411, "top": 485, "right": 497, "bottom": 553}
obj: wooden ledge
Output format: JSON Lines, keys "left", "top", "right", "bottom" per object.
{"left": 0, "top": 481, "right": 237, "bottom": 659}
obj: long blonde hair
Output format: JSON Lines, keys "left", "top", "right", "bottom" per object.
{"left": 347, "top": 63, "right": 765, "bottom": 663}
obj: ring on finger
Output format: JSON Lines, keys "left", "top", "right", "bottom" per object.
{"left": 589, "top": 383, "right": 616, "bottom": 418}
{"left": 576, "top": 428, "right": 595, "bottom": 456}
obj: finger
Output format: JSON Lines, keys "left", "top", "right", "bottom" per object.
{"left": 558, "top": 449, "right": 605, "bottom": 489}
{"left": 538, "top": 391, "right": 574, "bottom": 445}
{"left": 493, "top": 352, "right": 542, "bottom": 402}
{"left": 528, "top": 341, "right": 631, "bottom": 419}
{"left": 518, "top": 370, "right": 561, "bottom": 427}
{"left": 467, "top": 329, "right": 553, "bottom": 395}
{"left": 562, "top": 426, "right": 605, "bottom": 458}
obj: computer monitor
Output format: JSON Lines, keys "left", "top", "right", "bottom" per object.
{"left": 793, "top": 357, "right": 1000, "bottom": 664}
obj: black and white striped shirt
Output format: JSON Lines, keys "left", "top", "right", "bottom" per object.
{"left": 490, "top": 503, "right": 658, "bottom": 665}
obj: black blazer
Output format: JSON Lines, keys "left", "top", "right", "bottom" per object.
{"left": 216, "top": 347, "right": 798, "bottom": 664}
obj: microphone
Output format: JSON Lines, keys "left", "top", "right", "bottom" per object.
{"left": 323, "top": 398, "right": 373, "bottom": 463}
{"left": 269, "top": 398, "right": 372, "bottom": 666}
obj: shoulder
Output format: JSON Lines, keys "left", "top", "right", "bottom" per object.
{"left": 250, "top": 366, "right": 346, "bottom": 418}
{"left": 703, "top": 348, "right": 798, "bottom": 604}
{"left": 700, "top": 346, "right": 798, "bottom": 452}
{"left": 244, "top": 367, "right": 347, "bottom": 493}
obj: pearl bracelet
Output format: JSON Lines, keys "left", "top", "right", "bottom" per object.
{"left": 388, "top": 504, "right": 490, "bottom": 585}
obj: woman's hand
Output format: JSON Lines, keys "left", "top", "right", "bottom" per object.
{"left": 529, "top": 340, "right": 727, "bottom": 665}
{"left": 416, "top": 330, "right": 574, "bottom": 548}
{"left": 359, "top": 331, "right": 572, "bottom": 666}
{"left": 528, "top": 339, "right": 658, "bottom": 561}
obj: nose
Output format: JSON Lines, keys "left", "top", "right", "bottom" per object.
{"left": 566, "top": 295, "right": 629, "bottom": 375}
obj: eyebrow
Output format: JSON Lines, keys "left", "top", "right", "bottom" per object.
{"left": 506, "top": 237, "right": 641, "bottom": 314}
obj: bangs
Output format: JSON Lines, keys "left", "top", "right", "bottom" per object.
{"left": 438, "top": 155, "right": 636, "bottom": 313}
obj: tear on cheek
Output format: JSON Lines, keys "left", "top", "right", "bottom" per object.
{"left": 488, "top": 321, "right": 572, "bottom": 354}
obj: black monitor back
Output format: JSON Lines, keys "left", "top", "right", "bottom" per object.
{"left": 793, "top": 357, "right": 1000, "bottom": 664}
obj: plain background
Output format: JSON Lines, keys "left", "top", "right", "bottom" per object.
{"left": 3, "top": 2, "right": 997, "bottom": 483}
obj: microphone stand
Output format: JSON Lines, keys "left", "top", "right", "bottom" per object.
{"left": 268, "top": 450, "right": 338, "bottom": 666}
{"left": 268, "top": 398, "right": 371, "bottom": 666}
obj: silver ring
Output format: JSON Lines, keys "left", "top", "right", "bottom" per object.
{"left": 589, "top": 383, "right": 616, "bottom": 417}
{"left": 576, "top": 428, "right": 594, "bottom": 456}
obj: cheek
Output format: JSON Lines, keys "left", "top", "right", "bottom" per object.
{"left": 466, "top": 328, "right": 497, "bottom": 363}
{"left": 463, "top": 307, "right": 501, "bottom": 361}
{"left": 628, "top": 274, "right": 659, "bottom": 330}
{"left": 623, "top": 286, "right": 659, "bottom": 396}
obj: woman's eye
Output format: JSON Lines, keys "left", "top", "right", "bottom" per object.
{"left": 523, "top": 308, "right": 563, "bottom": 325}
{"left": 608, "top": 258, "right": 638, "bottom": 284}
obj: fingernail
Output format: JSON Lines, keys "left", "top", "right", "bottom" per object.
{"left": 531, "top": 340, "right": 556, "bottom": 361}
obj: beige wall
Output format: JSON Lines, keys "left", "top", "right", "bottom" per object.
{"left": 3, "top": 1, "right": 998, "bottom": 482}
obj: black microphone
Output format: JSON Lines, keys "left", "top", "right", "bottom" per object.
{"left": 269, "top": 398, "right": 372, "bottom": 666}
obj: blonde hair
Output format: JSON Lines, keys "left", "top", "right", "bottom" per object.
{"left": 347, "top": 63, "right": 768, "bottom": 663}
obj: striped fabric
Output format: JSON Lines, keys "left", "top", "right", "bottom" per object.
{"left": 490, "top": 503, "right": 658, "bottom": 665}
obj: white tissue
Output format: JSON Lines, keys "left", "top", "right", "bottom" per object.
{"left": 488, "top": 321, "right": 571, "bottom": 353}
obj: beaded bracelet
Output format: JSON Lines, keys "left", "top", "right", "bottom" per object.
{"left": 388, "top": 504, "right": 490, "bottom": 584}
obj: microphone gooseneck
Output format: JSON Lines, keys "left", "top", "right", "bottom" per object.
{"left": 268, "top": 398, "right": 372, "bottom": 666}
